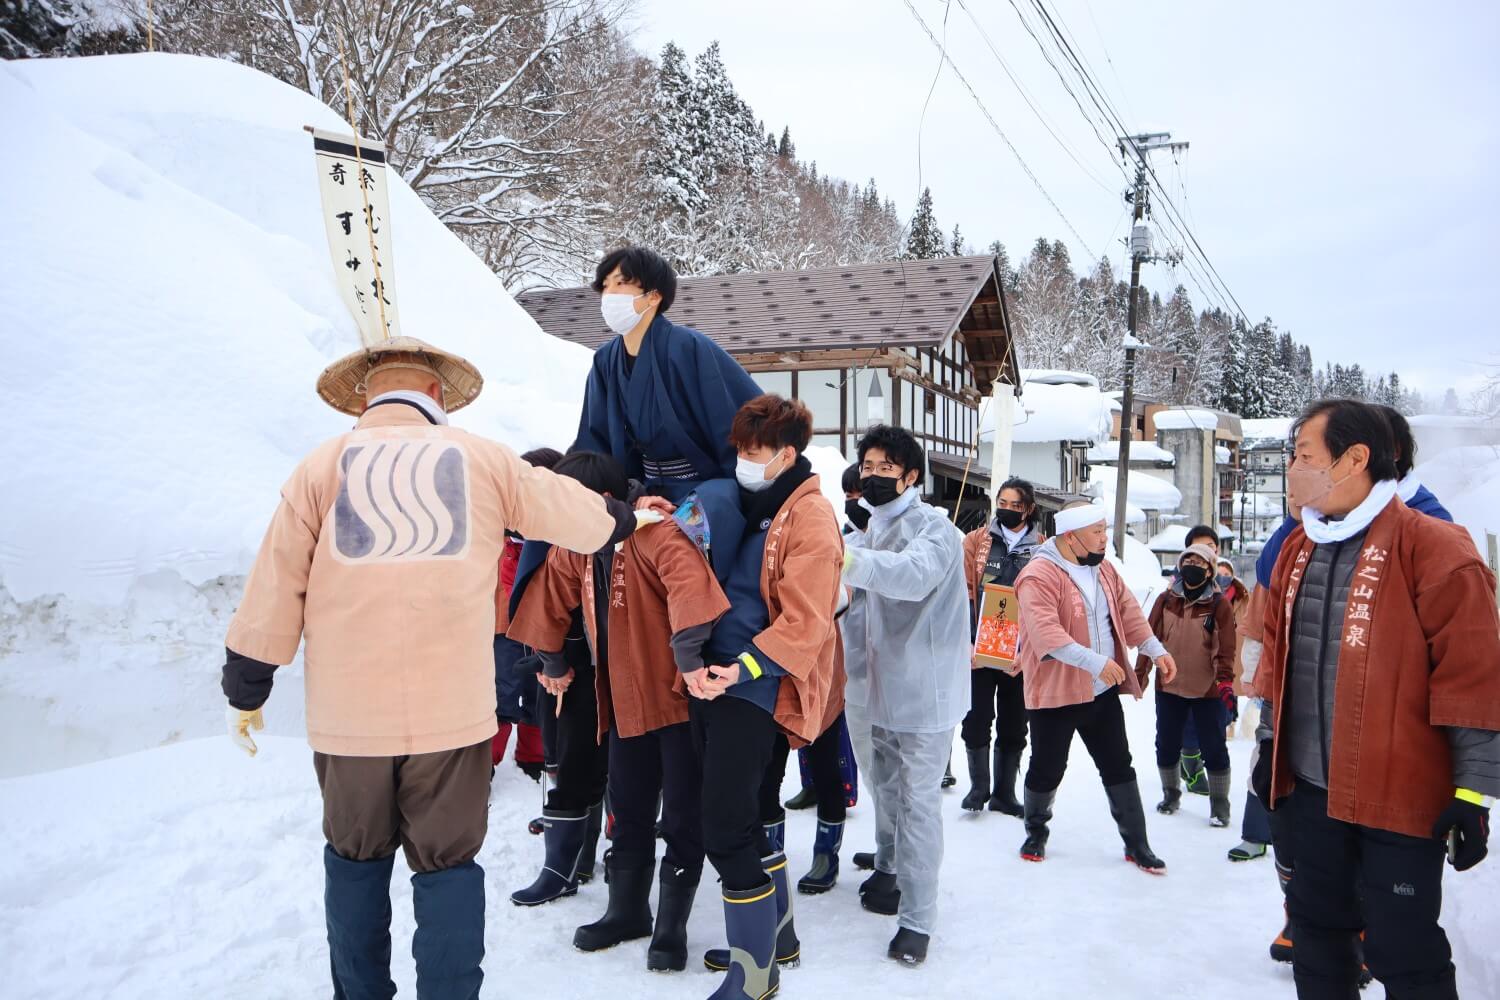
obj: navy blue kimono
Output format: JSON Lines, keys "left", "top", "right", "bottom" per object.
{"left": 574, "top": 314, "right": 763, "bottom": 503}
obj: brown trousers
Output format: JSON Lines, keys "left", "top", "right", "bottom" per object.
{"left": 314, "top": 739, "right": 491, "bottom": 873}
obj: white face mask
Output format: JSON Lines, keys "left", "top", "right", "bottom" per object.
{"left": 736, "top": 452, "right": 785, "bottom": 493}
{"left": 600, "top": 292, "right": 646, "bottom": 335}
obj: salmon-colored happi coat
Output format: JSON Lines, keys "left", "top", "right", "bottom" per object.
{"left": 759, "top": 476, "right": 846, "bottom": 747}
{"left": 226, "top": 405, "right": 621, "bottom": 757}
{"left": 507, "top": 519, "right": 730, "bottom": 741}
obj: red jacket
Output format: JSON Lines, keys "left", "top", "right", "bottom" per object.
{"left": 1262, "top": 497, "right": 1500, "bottom": 837}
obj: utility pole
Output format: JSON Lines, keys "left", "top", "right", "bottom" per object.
{"left": 1112, "top": 132, "right": 1187, "bottom": 559}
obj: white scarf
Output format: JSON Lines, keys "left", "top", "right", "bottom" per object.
{"left": 1301, "top": 478, "right": 1398, "bottom": 544}
{"left": 369, "top": 389, "right": 449, "bottom": 425}
{"left": 1396, "top": 474, "right": 1421, "bottom": 504}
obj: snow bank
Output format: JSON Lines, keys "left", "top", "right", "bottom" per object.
{"left": 1153, "top": 408, "right": 1219, "bottom": 431}
{"left": 1149, "top": 523, "right": 1193, "bottom": 552}
{"left": 1086, "top": 440, "right": 1175, "bottom": 465}
{"left": 1215, "top": 445, "right": 1232, "bottom": 465}
{"left": 805, "top": 444, "right": 853, "bottom": 527}
{"left": 0, "top": 53, "right": 593, "bottom": 606}
{"left": 1415, "top": 445, "right": 1500, "bottom": 555}
{"left": 990, "top": 373, "right": 1113, "bottom": 444}
{"left": 1241, "top": 416, "right": 1293, "bottom": 446}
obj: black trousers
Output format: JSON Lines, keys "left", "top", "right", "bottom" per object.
{"left": 1154, "top": 690, "right": 1230, "bottom": 772}
{"left": 1024, "top": 688, "right": 1135, "bottom": 794}
{"left": 691, "top": 696, "right": 778, "bottom": 891}
{"left": 606, "top": 720, "right": 704, "bottom": 872}
{"left": 1286, "top": 783, "right": 1456, "bottom": 1000}
{"left": 960, "top": 668, "right": 1028, "bottom": 752}
{"left": 760, "top": 712, "right": 849, "bottom": 824}
{"left": 540, "top": 661, "right": 608, "bottom": 812}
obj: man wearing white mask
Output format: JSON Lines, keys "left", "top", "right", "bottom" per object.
{"left": 839, "top": 425, "right": 970, "bottom": 967}
{"left": 575, "top": 245, "right": 763, "bottom": 504}
{"left": 1012, "top": 501, "right": 1178, "bottom": 873}
{"left": 1254, "top": 398, "right": 1500, "bottom": 999}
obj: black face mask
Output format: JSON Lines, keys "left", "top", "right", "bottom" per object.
{"left": 995, "top": 508, "right": 1027, "bottom": 531}
{"left": 844, "top": 499, "right": 871, "bottom": 531}
{"left": 859, "top": 474, "right": 903, "bottom": 509}
{"left": 1078, "top": 550, "right": 1106, "bottom": 568}
{"left": 1181, "top": 564, "right": 1211, "bottom": 590}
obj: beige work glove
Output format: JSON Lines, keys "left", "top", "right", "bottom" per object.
{"left": 227, "top": 706, "right": 265, "bottom": 757}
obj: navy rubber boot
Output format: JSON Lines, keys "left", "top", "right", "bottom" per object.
{"left": 704, "top": 851, "right": 800, "bottom": 971}
{"left": 511, "top": 808, "right": 587, "bottom": 906}
{"left": 411, "top": 861, "right": 485, "bottom": 1000}
{"left": 577, "top": 798, "right": 605, "bottom": 885}
{"left": 707, "top": 881, "right": 780, "bottom": 1000}
{"left": 763, "top": 809, "right": 786, "bottom": 856}
{"left": 796, "top": 818, "right": 843, "bottom": 895}
{"left": 324, "top": 846, "right": 397, "bottom": 1000}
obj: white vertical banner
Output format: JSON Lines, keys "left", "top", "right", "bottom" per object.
{"left": 988, "top": 381, "right": 1016, "bottom": 504}
{"left": 310, "top": 127, "right": 402, "bottom": 346}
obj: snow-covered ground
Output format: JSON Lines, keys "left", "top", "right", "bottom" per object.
{"left": 4, "top": 698, "right": 1497, "bottom": 999}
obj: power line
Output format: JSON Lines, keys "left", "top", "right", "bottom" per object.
{"left": 901, "top": 0, "right": 1100, "bottom": 260}
{"left": 954, "top": 0, "right": 1116, "bottom": 194}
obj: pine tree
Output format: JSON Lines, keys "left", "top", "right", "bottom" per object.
{"left": 950, "top": 224, "right": 965, "bottom": 256}
{"left": 904, "top": 187, "right": 944, "bottom": 259}
{"left": 777, "top": 126, "right": 795, "bottom": 161}
{"left": 1442, "top": 387, "right": 1461, "bottom": 414}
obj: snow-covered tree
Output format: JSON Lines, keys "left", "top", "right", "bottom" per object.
{"left": 903, "top": 188, "right": 943, "bottom": 259}
{"left": 2, "top": 0, "right": 146, "bottom": 57}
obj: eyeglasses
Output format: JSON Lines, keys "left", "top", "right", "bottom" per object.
{"left": 860, "top": 462, "right": 902, "bottom": 477}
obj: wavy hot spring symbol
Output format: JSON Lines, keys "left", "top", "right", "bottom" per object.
{"left": 333, "top": 441, "right": 470, "bottom": 562}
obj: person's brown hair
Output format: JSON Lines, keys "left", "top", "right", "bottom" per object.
{"left": 729, "top": 394, "right": 813, "bottom": 453}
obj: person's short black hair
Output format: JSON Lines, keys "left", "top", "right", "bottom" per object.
{"left": 997, "top": 476, "right": 1038, "bottom": 526}
{"left": 552, "top": 451, "right": 629, "bottom": 500}
{"left": 842, "top": 462, "right": 862, "bottom": 494}
{"left": 1185, "top": 524, "right": 1219, "bottom": 548}
{"left": 1293, "top": 398, "right": 1399, "bottom": 482}
{"left": 521, "top": 447, "right": 563, "bottom": 470}
{"left": 856, "top": 424, "right": 925, "bottom": 487}
{"left": 1376, "top": 404, "right": 1417, "bottom": 479}
{"left": 592, "top": 246, "right": 677, "bottom": 314}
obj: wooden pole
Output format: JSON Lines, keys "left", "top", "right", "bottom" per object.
{"left": 336, "top": 30, "right": 390, "bottom": 344}
{"left": 145, "top": 0, "right": 154, "bottom": 51}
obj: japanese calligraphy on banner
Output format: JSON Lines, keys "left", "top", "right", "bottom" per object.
{"left": 310, "top": 127, "right": 402, "bottom": 346}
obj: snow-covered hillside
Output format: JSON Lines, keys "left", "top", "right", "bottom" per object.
{"left": 0, "top": 54, "right": 594, "bottom": 774}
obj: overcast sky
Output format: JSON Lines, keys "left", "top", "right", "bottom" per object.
{"left": 629, "top": 0, "right": 1498, "bottom": 401}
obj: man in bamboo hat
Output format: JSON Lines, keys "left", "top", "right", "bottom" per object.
{"left": 222, "top": 336, "right": 646, "bottom": 999}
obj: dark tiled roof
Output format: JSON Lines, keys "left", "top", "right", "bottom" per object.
{"left": 516, "top": 256, "right": 1016, "bottom": 387}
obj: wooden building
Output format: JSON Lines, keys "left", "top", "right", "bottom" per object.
{"left": 517, "top": 255, "right": 1021, "bottom": 528}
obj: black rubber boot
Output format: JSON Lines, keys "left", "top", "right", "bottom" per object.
{"left": 852, "top": 851, "right": 875, "bottom": 871}
{"left": 706, "top": 881, "right": 779, "bottom": 1000}
{"left": 888, "top": 926, "right": 930, "bottom": 966}
{"left": 1106, "top": 780, "right": 1167, "bottom": 874}
{"left": 1181, "top": 750, "right": 1208, "bottom": 795}
{"left": 988, "top": 749, "right": 1024, "bottom": 816}
{"left": 1208, "top": 769, "right": 1233, "bottom": 828}
{"left": 1157, "top": 765, "right": 1182, "bottom": 815}
{"left": 576, "top": 798, "right": 604, "bottom": 885}
{"left": 1020, "top": 786, "right": 1055, "bottom": 861}
{"left": 859, "top": 869, "right": 900, "bottom": 915}
{"left": 573, "top": 851, "right": 654, "bottom": 952}
{"left": 960, "top": 745, "right": 991, "bottom": 812}
{"left": 510, "top": 808, "right": 586, "bottom": 906}
{"left": 783, "top": 786, "right": 817, "bottom": 811}
{"left": 645, "top": 859, "right": 700, "bottom": 972}
{"left": 942, "top": 753, "right": 957, "bottom": 788}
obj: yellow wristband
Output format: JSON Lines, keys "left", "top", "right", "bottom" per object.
{"left": 1455, "top": 788, "right": 1489, "bottom": 807}
{"left": 738, "top": 652, "right": 763, "bottom": 680}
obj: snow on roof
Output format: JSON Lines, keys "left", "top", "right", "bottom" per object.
{"left": 1086, "top": 440, "right": 1176, "bottom": 465}
{"left": 1087, "top": 471, "right": 1183, "bottom": 511}
{"left": 1153, "top": 408, "right": 1219, "bottom": 431}
{"left": 1230, "top": 493, "right": 1286, "bottom": 518}
{"left": 1148, "top": 524, "right": 1191, "bottom": 552}
{"left": 985, "top": 376, "right": 1112, "bottom": 444}
{"left": 1, "top": 54, "right": 596, "bottom": 603}
{"left": 1020, "top": 369, "right": 1099, "bottom": 388}
{"left": 1215, "top": 445, "right": 1232, "bottom": 464}
{"left": 1241, "top": 417, "right": 1294, "bottom": 443}
{"left": 1407, "top": 414, "right": 1500, "bottom": 429}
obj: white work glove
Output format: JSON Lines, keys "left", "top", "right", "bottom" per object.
{"left": 227, "top": 706, "right": 265, "bottom": 757}
{"left": 635, "top": 509, "right": 665, "bottom": 528}
{"left": 1240, "top": 638, "right": 1264, "bottom": 685}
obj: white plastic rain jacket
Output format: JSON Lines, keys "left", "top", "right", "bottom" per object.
{"left": 842, "top": 488, "right": 971, "bottom": 734}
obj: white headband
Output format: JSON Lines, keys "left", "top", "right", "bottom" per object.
{"left": 1054, "top": 504, "right": 1109, "bottom": 534}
